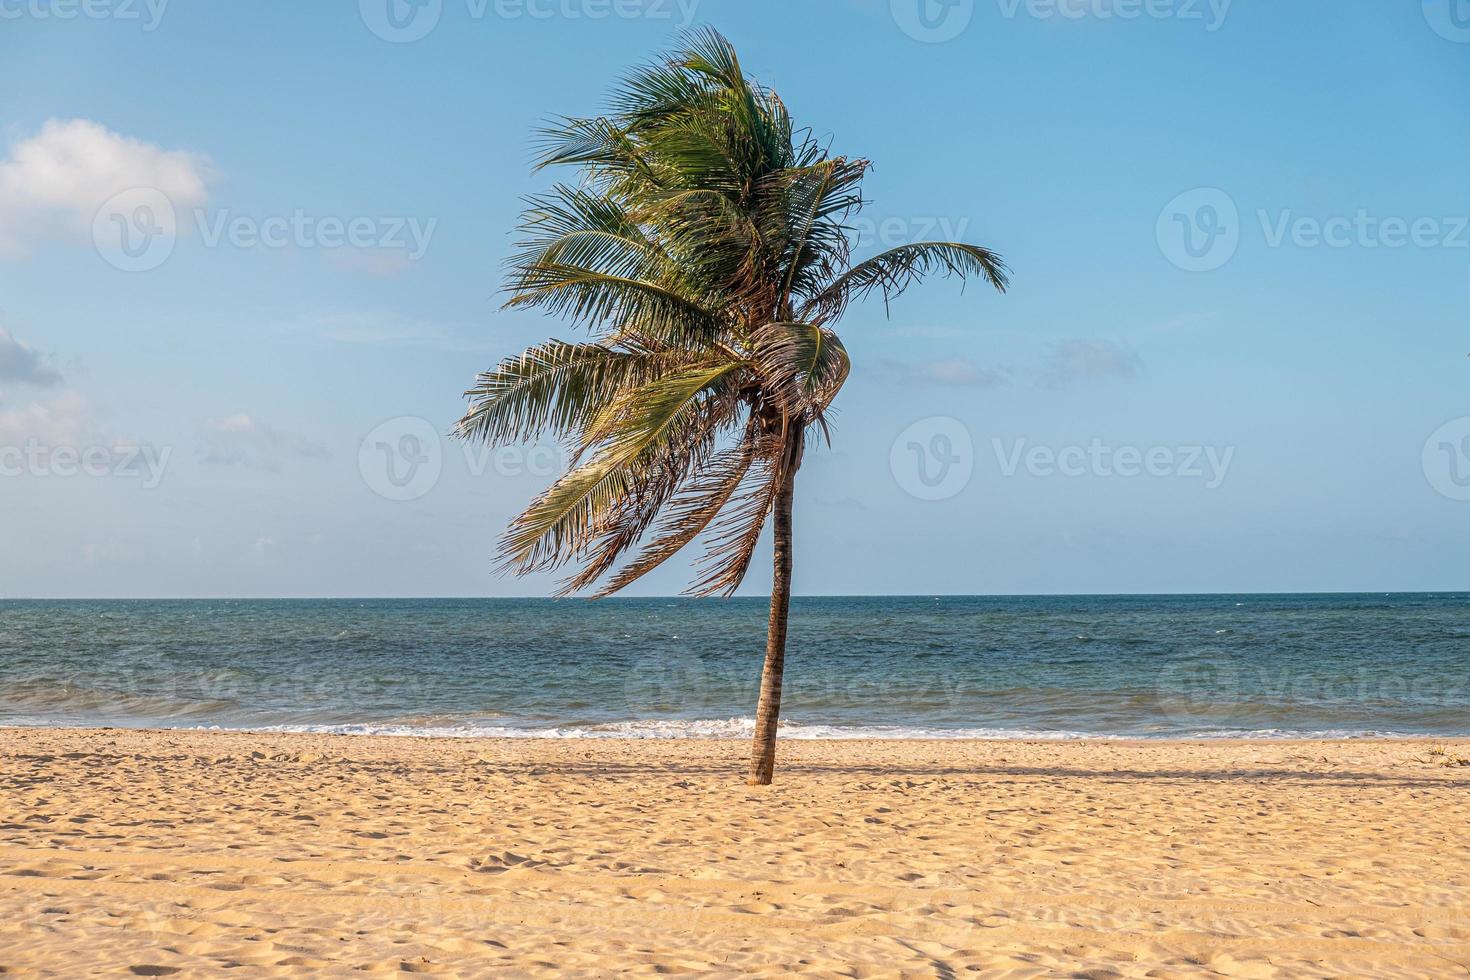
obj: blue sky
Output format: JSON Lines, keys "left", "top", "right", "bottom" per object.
{"left": 1, "top": 0, "right": 1467, "bottom": 597}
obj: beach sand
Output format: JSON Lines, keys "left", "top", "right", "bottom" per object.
{"left": 1, "top": 730, "right": 1468, "bottom": 977}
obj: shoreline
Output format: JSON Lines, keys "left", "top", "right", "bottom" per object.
{"left": 7, "top": 726, "right": 1470, "bottom": 755}
{"left": 4, "top": 728, "right": 1469, "bottom": 976}
{"left": 5, "top": 724, "right": 1466, "bottom": 743}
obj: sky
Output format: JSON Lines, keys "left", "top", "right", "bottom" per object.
{"left": 0, "top": 0, "right": 1467, "bottom": 598}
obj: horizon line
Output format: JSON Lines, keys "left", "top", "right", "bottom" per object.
{"left": 1, "top": 590, "right": 1464, "bottom": 602}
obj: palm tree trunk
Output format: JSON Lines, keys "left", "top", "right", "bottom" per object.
{"left": 747, "top": 435, "right": 801, "bottom": 786}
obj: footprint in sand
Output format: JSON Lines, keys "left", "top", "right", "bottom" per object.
{"left": 471, "top": 851, "right": 547, "bottom": 874}
{"left": 398, "top": 957, "right": 441, "bottom": 973}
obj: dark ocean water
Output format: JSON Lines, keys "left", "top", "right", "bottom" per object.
{"left": 1, "top": 594, "right": 1467, "bottom": 738}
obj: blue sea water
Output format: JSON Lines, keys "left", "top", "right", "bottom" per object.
{"left": 0, "top": 594, "right": 1466, "bottom": 739}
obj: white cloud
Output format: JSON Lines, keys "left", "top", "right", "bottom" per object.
{"left": 1036, "top": 339, "right": 1142, "bottom": 388}
{"left": 274, "top": 310, "right": 496, "bottom": 353}
{"left": 0, "top": 390, "right": 168, "bottom": 484}
{"left": 0, "top": 391, "right": 97, "bottom": 446}
{"left": 323, "top": 248, "right": 415, "bottom": 279}
{"left": 884, "top": 340, "right": 1143, "bottom": 392}
{"left": 885, "top": 357, "right": 1012, "bottom": 388}
{"left": 0, "top": 328, "right": 61, "bottom": 387}
{"left": 199, "top": 414, "right": 330, "bottom": 471}
{"left": 0, "top": 118, "right": 211, "bottom": 255}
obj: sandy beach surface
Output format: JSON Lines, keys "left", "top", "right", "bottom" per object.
{"left": 1, "top": 730, "right": 1468, "bottom": 977}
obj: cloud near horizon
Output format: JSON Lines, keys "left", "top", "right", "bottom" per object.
{"left": 886, "top": 339, "right": 1143, "bottom": 391}
{"left": 198, "top": 414, "right": 331, "bottom": 472}
{"left": 0, "top": 391, "right": 103, "bottom": 447}
{"left": 0, "top": 333, "right": 153, "bottom": 458}
{"left": 883, "top": 358, "right": 1013, "bottom": 388}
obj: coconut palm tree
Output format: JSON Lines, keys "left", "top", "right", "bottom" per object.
{"left": 457, "top": 28, "right": 1007, "bottom": 785}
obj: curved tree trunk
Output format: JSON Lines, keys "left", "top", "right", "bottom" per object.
{"left": 747, "top": 435, "right": 801, "bottom": 786}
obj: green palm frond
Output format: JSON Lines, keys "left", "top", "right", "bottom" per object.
{"left": 513, "top": 185, "right": 665, "bottom": 274}
{"left": 457, "top": 339, "right": 683, "bottom": 445}
{"left": 804, "top": 241, "right": 1009, "bottom": 321}
{"left": 534, "top": 115, "right": 656, "bottom": 186}
{"left": 641, "top": 186, "right": 768, "bottom": 304}
{"left": 504, "top": 265, "right": 726, "bottom": 346}
{"left": 499, "top": 360, "right": 745, "bottom": 573}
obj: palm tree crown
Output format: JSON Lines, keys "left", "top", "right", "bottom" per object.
{"left": 458, "top": 28, "right": 1007, "bottom": 601}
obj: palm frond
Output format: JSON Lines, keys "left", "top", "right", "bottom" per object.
{"left": 533, "top": 115, "right": 657, "bottom": 186}
{"left": 504, "top": 265, "right": 726, "bottom": 346}
{"left": 499, "top": 360, "right": 745, "bottom": 573}
{"left": 803, "top": 241, "right": 1009, "bottom": 321}
{"left": 592, "top": 418, "right": 761, "bottom": 596}
{"left": 750, "top": 321, "right": 850, "bottom": 417}
{"left": 513, "top": 185, "right": 663, "bottom": 270}
{"left": 456, "top": 339, "right": 683, "bottom": 445}
{"left": 768, "top": 158, "right": 869, "bottom": 309}
{"left": 554, "top": 394, "right": 740, "bottom": 595}
{"left": 686, "top": 431, "right": 791, "bottom": 597}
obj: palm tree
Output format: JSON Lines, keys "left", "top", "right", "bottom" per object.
{"left": 457, "top": 28, "right": 1007, "bottom": 785}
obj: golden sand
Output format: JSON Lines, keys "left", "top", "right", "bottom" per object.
{"left": 1, "top": 729, "right": 1468, "bottom": 977}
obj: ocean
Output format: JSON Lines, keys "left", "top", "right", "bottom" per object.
{"left": 1, "top": 594, "right": 1466, "bottom": 739}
